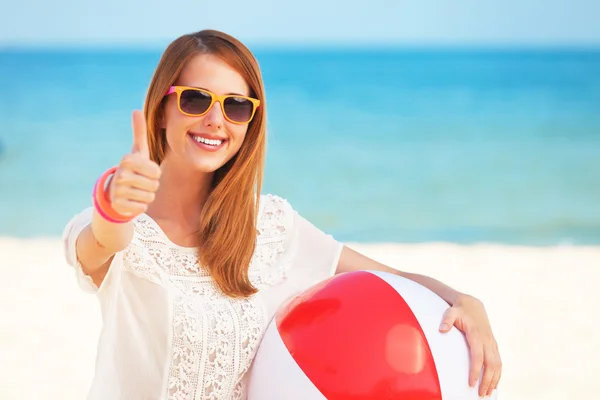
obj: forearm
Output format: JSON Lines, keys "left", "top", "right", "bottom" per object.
{"left": 84, "top": 174, "right": 135, "bottom": 260}
{"left": 336, "top": 245, "right": 465, "bottom": 306}
{"left": 396, "top": 271, "right": 463, "bottom": 306}
{"left": 90, "top": 209, "right": 134, "bottom": 252}
{"left": 76, "top": 210, "right": 134, "bottom": 274}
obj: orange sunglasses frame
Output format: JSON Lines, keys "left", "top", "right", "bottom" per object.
{"left": 165, "top": 85, "right": 261, "bottom": 124}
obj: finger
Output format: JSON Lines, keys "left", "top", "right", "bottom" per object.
{"left": 131, "top": 109, "right": 150, "bottom": 157}
{"left": 494, "top": 362, "right": 502, "bottom": 390}
{"left": 478, "top": 348, "right": 496, "bottom": 397}
{"left": 112, "top": 186, "right": 156, "bottom": 205}
{"left": 113, "top": 167, "right": 160, "bottom": 192}
{"left": 490, "top": 344, "right": 502, "bottom": 392}
{"left": 110, "top": 197, "right": 148, "bottom": 216}
{"left": 119, "top": 155, "right": 161, "bottom": 180}
{"left": 439, "top": 307, "right": 457, "bottom": 332}
{"left": 488, "top": 367, "right": 501, "bottom": 397}
{"left": 468, "top": 339, "right": 484, "bottom": 388}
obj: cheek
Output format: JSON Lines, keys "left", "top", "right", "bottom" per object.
{"left": 164, "top": 103, "right": 189, "bottom": 139}
{"left": 163, "top": 96, "right": 179, "bottom": 123}
{"left": 228, "top": 125, "right": 249, "bottom": 149}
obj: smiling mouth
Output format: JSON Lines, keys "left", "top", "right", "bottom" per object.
{"left": 188, "top": 132, "right": 228, "bottom": 150}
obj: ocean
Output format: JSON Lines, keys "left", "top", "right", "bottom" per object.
{"left": 1, "top": 47, "right": 599, "bottom": 245}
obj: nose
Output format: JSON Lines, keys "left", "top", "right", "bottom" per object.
{"left": 203, "top": 101, "right": 225, "bottom": 129}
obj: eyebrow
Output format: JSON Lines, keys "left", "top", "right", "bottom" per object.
{"left": 190, "top": 85, "right": 247, "bottom": 97}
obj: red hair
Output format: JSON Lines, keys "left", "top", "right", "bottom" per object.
{"left": 144, "top": 29, "right": 267, "bottom": 297}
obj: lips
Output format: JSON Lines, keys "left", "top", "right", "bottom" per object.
{"left": 188, "top": 132, "right": 228, "bottom": 152}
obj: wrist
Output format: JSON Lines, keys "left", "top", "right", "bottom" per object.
{"left": 453, "top": 292, "right": 480, "bottom": 307}
{"left": 93, "top": 167, "right": 132, "bottom": 224}
{"left": 91, "top": 210, "right": 134, "bottom": 253}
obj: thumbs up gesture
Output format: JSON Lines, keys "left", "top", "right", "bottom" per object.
{"left": 108, "top": 110, "right": 162, "bottom": 217}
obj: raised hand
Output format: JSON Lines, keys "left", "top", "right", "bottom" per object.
{"left": 108, "top": 110, "right": 161, "bottom": 218}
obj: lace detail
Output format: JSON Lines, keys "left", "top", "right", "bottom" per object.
{"left": 121, "top": 194, "right": 294, "bottom": 400}
{"left": 249, "top": 194, "right": 295, "bottom": 289}
{"left": 123, "top": 215, "right": 207, "bottom": 285}
{"left": 167, "top": 278, "right": 266, "bottom": 400}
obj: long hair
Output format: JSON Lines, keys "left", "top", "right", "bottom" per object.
{"left": 143, "top": 29, "right": 267, "bottom": 297}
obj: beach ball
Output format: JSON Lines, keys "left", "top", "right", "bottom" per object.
{"left": 247, "top": 270, "right": 497, "bottom": 400}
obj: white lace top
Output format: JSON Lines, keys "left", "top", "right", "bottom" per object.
{"left": 62, "top": 194, "right": 343, "bottom": 400}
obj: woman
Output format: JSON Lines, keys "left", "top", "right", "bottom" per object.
{"left": 63, "top": 29, "right": 501, "bottom": 399}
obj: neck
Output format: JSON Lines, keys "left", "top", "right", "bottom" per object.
{"left": 146, "top": 156, "right": 214, "bottom": 229}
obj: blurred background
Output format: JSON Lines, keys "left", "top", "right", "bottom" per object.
{"left": 1, "top": 0, "right": 599, "bottom": 245}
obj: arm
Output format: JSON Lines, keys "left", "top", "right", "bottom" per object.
{"left": 335, "top": 245, "right": 464, "bottom": 305}
{"left": 75, "top": 211, "right": 134, "bottom": 287}
{"left": 72, "top": 110, "right": 159, "bottom": 288}
{"left": 335, "top": 245, "right": 501, "bottom": 397}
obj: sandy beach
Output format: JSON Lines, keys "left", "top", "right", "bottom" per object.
{"left": 1, "top": 237, "right": 599, "bottom": 399}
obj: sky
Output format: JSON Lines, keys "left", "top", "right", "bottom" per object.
{"left": 1, "top": 0, "right": 599, "bottom": 47}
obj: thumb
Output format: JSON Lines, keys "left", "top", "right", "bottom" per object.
{"left": 131, "top": 109, "right": 150, "bottom": 157}
{"left": 439, "top": 307, "right": 458, "bottom": 333}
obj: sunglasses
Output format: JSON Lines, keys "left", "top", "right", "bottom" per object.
{"left": 165, "top": 86, "right": 260, "bottom": 124}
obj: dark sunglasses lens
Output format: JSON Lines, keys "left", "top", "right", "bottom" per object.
{"left": 224, "top": 97, "right": 254, "bottom": 122}
{"left": 180, "top": 89, "right": 212, "bottom": 115}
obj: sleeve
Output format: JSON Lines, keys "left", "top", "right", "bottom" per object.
{"left": 285, "top": 204, "right": 344, "bottom": 294}
{"left": 61, "top": 206, "right": 102, "bottom": 294}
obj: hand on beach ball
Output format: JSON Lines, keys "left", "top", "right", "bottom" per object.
{"left": 108, "top": 110, "right": 161, "bottom": 217}
{"left": 247, "top": 271, "right": 498, "bottom": 400}
{"left": 439, "top": 293, "right": 502, "bottom": 397}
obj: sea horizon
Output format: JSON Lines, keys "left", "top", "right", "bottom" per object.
{"left": 1, "top": 46, "right": 598, "bottom": 245}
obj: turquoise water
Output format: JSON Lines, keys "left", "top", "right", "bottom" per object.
{"left": 1, "top": 47, "right": 599, "bottom": 244}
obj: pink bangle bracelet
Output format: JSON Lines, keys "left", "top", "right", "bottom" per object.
{"left": 92, "top": 167, "right": 133, "bottom": 224}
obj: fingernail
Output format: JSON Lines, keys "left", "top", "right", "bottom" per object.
{"left": 440, "top": 323, "right": 449, "bottom": 330}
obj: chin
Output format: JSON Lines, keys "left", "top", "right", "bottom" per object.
{"left": 181, "top": 148, "right": 230, "bottom": 173}
{"left": 193, "top": 152, "right": 237, "bottom": 172}
{"left": 190, "top": 161, "right": 226, "bottom": 174}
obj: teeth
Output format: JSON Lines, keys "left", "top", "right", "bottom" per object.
{"left": 193, "top": 136, "right": 223, "bottom": 146}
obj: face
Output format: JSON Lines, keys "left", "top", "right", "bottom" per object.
{"left": 162, "top": 53, "right": 253, "bottom": 173}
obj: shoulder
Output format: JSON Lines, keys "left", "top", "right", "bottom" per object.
{"left": 251, "top": 193, "right": 343, "bottom": 293}
{"left": 258, "top": 193, "right": 294, "bottom": 214}
{"left": 249, "top": 194, "right": 298, "bottom": 287}
{"left": 256, "top": 193, "right": 296, "bottom": 238}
